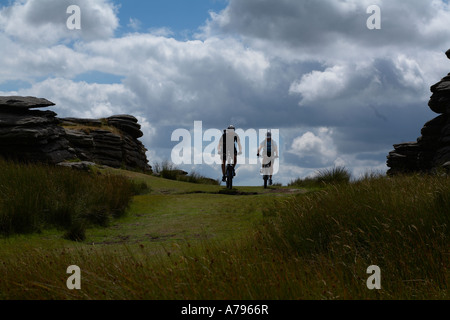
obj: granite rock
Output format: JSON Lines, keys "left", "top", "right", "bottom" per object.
{"left": 0, "top": 96, "right": 151, "bottom": 172}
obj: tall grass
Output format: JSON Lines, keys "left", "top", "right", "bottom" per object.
{"left": 260, "top": 174, "right": 449, "bottom": 297}
{"left": 0, "top": 158, "right": 136, "bottom": 240}
{"left": 289, "top": 166, "right": 351, "bottom": 188}
{"left": 0, "top": 173, "right": 447, "bottom": 299}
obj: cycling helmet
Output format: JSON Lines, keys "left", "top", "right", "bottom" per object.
{"left": 228, "top": 125, "right": 235, "bottom": 130}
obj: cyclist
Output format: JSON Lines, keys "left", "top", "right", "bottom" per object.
{"left": 257, "top": 131, "right": 278, "bottom": 186}
{"left": 218, "top": 125, "right": 242, "bottom": 182}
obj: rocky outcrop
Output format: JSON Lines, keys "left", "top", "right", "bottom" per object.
{"left": 0, "top": 96, "right": 151, "bottom": 172}
{"left": 387, "top": 50, "right": 450, "bottom": 174}
{"left": 0, "top": 97, "right": 75, "bottom": 164}
{"left": 60, "top": 115, "right": 150, "bottom": 171}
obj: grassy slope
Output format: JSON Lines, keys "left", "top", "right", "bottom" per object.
{"left": 0, "top": 168, "right": 307, "bottom": 299}
{"left": 86, "top": 168, "right": 299, "bottom": 248}
{"left": 0, "top": 169, "right": 447, "bottom": 300}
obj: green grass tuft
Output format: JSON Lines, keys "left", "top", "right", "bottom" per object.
{"left": 289, "top": 166, "right": 351, "bottom": 188}
{"left": 0, "top": 158, "right": 136, "bottom": 239}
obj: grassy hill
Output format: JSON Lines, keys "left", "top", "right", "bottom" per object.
{"left": 0, "top": 162, "right": 448, "bottom": 300}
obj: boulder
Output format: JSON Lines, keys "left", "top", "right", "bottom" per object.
{"left": 428, "top": 77, "right": 450, "bottom": 114}
{"left": 107, "top": 115, "right": 144, "bottom": 139}
{"left": 0, "top": 96, "right": 55, "bottom": 110}
{"left": 0, "top": 99, "right": 74, "bottom": 164}
{"left": 57, "top": 161, "right": 96, "bottom": 171}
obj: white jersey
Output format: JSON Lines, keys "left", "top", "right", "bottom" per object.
{"left": 218, "top": 130, "right": 240, "bottom": 154}
{"left": 259, "top": 138, "right": 278, "bottom": 158}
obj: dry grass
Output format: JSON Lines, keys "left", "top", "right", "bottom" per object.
{"left": 0, "top": 158, "right": 136, "bottom": 240}
{"left": 0, "top": 172, "right": 447, "bottom": 300}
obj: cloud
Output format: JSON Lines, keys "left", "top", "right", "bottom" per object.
{"left": 0, "top": 0, "right": 119, "bottom": 45}
{"left": 71, "top": 34, "right": 271, "bottom": 129}
{"left": 2, "top": 0, "right": 450, "bottom": 185}
{"left": 204, "top": 0, "right": 450, "bottom": 52}
{"left": 148, "top": 27, "right": 174, "bottom": 37}
{"left": 288, "top": 128, "right": 338, "bottom": 168}
{"left": 10, "top": 77, "right": 136, "bottom": 118}
{"left": 289, "top": 65, "right": 349, "bottom": 103}
{"left": 127, "top": 18, "right": 142, "bottom": 31}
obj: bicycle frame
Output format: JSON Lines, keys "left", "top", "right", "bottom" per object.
{"left": 225, "top": 151, "right": 235, "bottom": 189}
{"left": 259, "top": 155, "right": 278, "bottom": 188}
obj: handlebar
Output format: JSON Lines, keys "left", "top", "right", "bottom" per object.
{"left": 257, "top": 154, "right": 279, "bottom": 158}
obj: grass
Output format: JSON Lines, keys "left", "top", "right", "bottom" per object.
{"left": 289, "top": 166, "right": 351, "bottom": 188}
{"left": 0, "top": 162, "right": 448, "bottom": 300}
{"left": 259, "top": 173, "right": 449, "bottom": 298}
{"left": 61, "top": 121, "right": 122, "bottom": 137}
{"left": 153, "top": 160, "right": 220, "bottom": 185}
{"left": 0, "top": 158, "right": 137, "bottom": 241}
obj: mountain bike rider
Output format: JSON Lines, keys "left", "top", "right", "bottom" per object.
{"left": 257, "top": 131, "right": 278, "bottom": 186}
{"left": 218, "top": 125, "right": 242, "bottom": 182}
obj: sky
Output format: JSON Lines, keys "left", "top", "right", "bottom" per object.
{"left": 1, "top": 0, "right": 450, "bottom": 186}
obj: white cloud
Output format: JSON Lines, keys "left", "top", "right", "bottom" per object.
{"left": 204, "top": 0, "right": 450, "bottom": 51}
{"left": 0, "top": 0, "right": 118, "bottom": 45}
{"left": 3, "top": 0, "right": 450, "bottom": 184}
{"left": 148, "top": 27, "right": 174, "bottom": 37}
{"left": 394, "top": 55, "right": 426, "bottom": 90}
{"left": 289, "top": 128, "right": 338, "bottom": 167}
{"left": 127, "top": 18, "right": 141, "bottom": 31}
{"left": 289, "top": 65, "right": 348, "bottom": 103}
{"left": 13, "top": 78, "right": 136, "bottom": 118}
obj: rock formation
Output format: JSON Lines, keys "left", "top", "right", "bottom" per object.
{"left": 60, "top": 115, "right": 150, "bottom": 171}
{"left": 387, "top": 50, "right": 450, "bottom": 174}
{"left": 0, "top": 96, "right": 75, "bottom": 164}
{"left": 0, "top": 96, "right": 151, "bottom": 172}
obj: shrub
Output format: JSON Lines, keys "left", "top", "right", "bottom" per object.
{"left": 64, "top": 220, "right": 86, "bottom": 242}
{"left": 289, "top": 166, "right": 351, "bottom": 188}
{"left": 315, "top": 166, "right": 351, "bottom": 184}
{"left": 153, "top": 160, "right": 181, "bottom": 180}
{"left": 0, "top": 158, "right": 135, "bottom": 239}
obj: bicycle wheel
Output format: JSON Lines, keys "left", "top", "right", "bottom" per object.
{"left": 226, "top": 165, "right": 233, "bottom": 189}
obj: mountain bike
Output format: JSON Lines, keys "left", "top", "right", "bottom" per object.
{"left": 224, "top": 150, "right": 235, "bottom": 189}
{"left": 224, "top": 150, "right": 242, "bottom": 189}
{"left": 258, "top": 155, "right": 278, "bottom": 188}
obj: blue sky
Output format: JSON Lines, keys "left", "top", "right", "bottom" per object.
{"left": 1, "top": 0, "right": 450, "bottom": 186}
{"left": 112, "top": 0, "right": 228, "bottom": 38}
